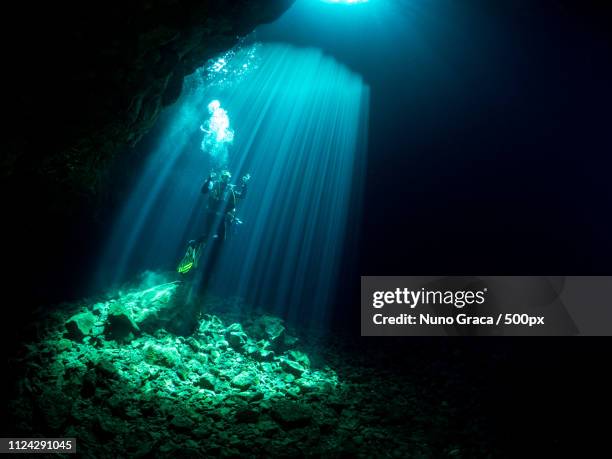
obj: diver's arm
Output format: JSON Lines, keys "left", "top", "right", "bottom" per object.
{"left": 201, "top": 177, "right": 214, "bottom": 194}
{"left": 237, "top": 174, "right": 250, "bottom": 200}
{"left": 237, "top": 183, "right": 247, "bottom": 200}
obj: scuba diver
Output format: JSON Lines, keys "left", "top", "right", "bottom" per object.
{"left": 177, "top": 169, "right": 250, "bottom": 275}
{"left": 171, "top": 169, "right": 250, "bottom": 336}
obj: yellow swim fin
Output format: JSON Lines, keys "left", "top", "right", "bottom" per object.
{"left": 177, "top": 247, "right": 195, "bottom": 274}
{"left": 177, "top": 243, "right": 205, "bottom": 274}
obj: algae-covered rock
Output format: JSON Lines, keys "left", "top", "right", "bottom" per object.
{"left": 130, "top": 282, "right": 191, "bottom": 334}
{"left": 270, "top": 401, "right": 312, "bottom": 428}
{"left": 249, "top": 315, "right": 285, "bottom": 344}
{"left": 235, "top": 406, "right": 260, "bottom": 423}
{"left": 65, "top": 311, "right": 96, "bottom": 340}
{"left": 255, "top": 348, "right": 275, "bottom": 361}
{"left": 287, "top": 350, "right": 310, "bottom": 369}
{"left": 197, "top": 373, "right": 217, "bottom": 391}
{"left": 231, "top": 372, "right": 257, "bottom": 390}
{"left": 199, "top": 314, "right": 225, "bottom": 334}
{"left": 226, "top": 323, "right": 248, "bottom": 349}
{"left": 244, "top": 338, "right": 275, "bottom": 361}
{"left": 143, "top": 343, "right": 181, "bottom": 368}
{"left": 280, "top": 357, "right": 306, "bottom": 377}
{"left": 95, "top": 359, "right": 119, "bottom": 380}
{"left": 105, "top": 302, "right": 139, "bottom": 342}
{"left": 186, "top": 337, "right": 200, "bottom": 352}
{"left": 170, "top": 414, "right": 195, "bottom": 431}
{"left": 193, "top": 424, "right": 213, "bottom": 438}
{"left": 277, "top": 349, "right": 311, "bottom": 378}
{"left": 236, "top": 390, "right": 264, "bottom": 403}
{"left": 57, "top": 338, "right": 73, "bottom": 351}
{"left": 296, "top": 378, "right": 319, "bottom": 392}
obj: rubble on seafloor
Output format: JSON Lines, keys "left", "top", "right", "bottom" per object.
{"left": 9, "top": 273, "right": 490, "bottom": 458}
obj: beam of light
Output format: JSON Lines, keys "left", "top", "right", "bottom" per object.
{"left": 198, "top": 43, "right": 369, "bottom": 331}
{"left": 93, "top": 74, "right": 222, "bottom": 288}
{"left": 95, "top": 42, "right": 369, "bottom": 334}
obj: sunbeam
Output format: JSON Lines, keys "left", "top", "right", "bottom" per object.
{"left": 96, "top": 42, "right": 369, "bottom": 332}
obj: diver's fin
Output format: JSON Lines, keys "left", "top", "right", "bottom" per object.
{"left": 177, "top": 242, "right": 206, "bottom": 274}
{"left": 177, "top": 246, "right": 195, "bottom": 274}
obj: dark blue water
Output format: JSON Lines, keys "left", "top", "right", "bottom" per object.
{"left": 258, "top": 0, "right": 612, "bottom": 282}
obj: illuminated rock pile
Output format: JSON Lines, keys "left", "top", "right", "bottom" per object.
{"left": 9, "top": 274, "right": 491, "bottom": 458}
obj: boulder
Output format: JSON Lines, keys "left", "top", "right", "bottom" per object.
{"left": 249, "top": 315, "right": 285, "bottom": 347}
{"left": 287, "top": 350, "right": 310, "bottom": 369}
{"left": 245, "top": 339, "right": 275, "bottom": 361}
{"left": 296, "top": 378, "right": 318, "bottom": 392}
{"left": 197, "top": 373, "right": 217, "bottom": 391}
{"left": 129, "top": 282, "right": 187, "bottom": 333}
{"left": 65, "top": 311, "right": 96, "bottom": 340}
{"left": 235, "top": 406, "right": 261, "bottom": 423}
{"left": 57, "top": 338, "right": 73, "bottom": 351}
{"left": 170, "top": 414, "right": 195, "bottom": 431}
{"left": 270, "top": 401, "right": 312, "bottom": 428}
{"left": 279, "top": 358, "right": 306, "bottom": 377}
{"left": 255, "top": 349, "right": 275, "bottom": 362}
{"left": 143, "top": 344, "right": 181, "bottom": 368}
{"left": 104, "top": 302, "right": 139, "bottom": 342}
{"left": 94, "top": 359, "right": 119, "bottom": 380}
{"left": 185, "top": 337, "right": 200, "bottom": 352}
{"left": 236, "top": 390, "right": 265, "bottom": 403}
{"left": 231, "top": 372, "right": 257, "bottom": 390}
{"left": 226, "top": 323, "right": 248, "bottom": 349}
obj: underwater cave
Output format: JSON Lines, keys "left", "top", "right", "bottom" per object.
{"left": 3, "top": 0, "right": 612, "bottom": 457}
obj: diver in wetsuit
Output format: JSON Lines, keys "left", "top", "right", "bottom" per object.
{"left": 199, "top": 170, "right": 249, "bottom": 244}
{"left": 172, "top": 170, "right": 250, "bottom": 335}
{"left": 177, "top": 170, "right": 250, "bottom": 274}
